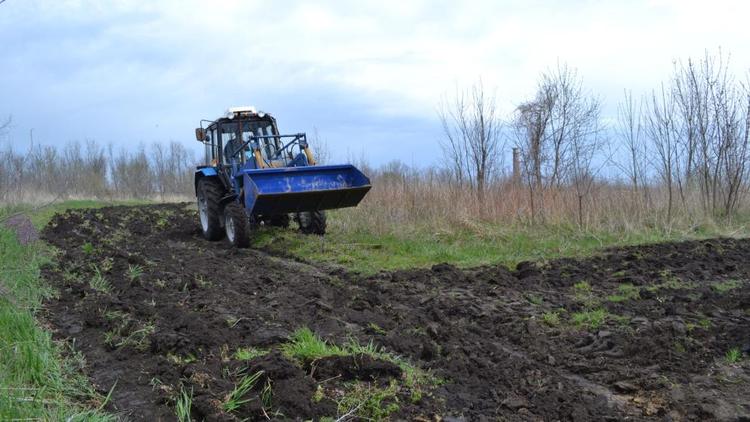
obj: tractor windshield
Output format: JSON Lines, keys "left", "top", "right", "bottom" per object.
{"left": 216, "top": 119, "right": 280, "bottom": 165}
{"left": 241, "top": 120, "right": 280, "bottom": 161}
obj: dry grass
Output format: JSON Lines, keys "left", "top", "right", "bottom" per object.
{"left": 333, "top": 168, "right": 750, "bottom": 238}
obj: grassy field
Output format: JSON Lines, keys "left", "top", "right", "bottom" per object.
{"left": 1, "top": 198, "right": 748, "bottom": 419}
{"left": 254, "top": 209, "right": 750, "bottom": 274}
{"left": 0, "top": 200, "right": 149, "bottom": 420}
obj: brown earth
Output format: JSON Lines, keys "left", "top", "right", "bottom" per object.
{"left": 40, "top": 204, "right": 750, "bottom": 421}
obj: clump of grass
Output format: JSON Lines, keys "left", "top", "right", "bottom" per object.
{"left": 313, "top": 385, "right": 325, "bottom": 403}
{"left": 573, "top": 280, "right": 601, "bottom": 308}
{"left": 282, "top": 327, "right": 440, "bottom": 413}
{"left": 571, "top": 309, "right": 608, "bottom": 329}
{"left": 175, "top": 386, "right": 193, "bottom": 422}
{"left": 260, "top": 379, "right": 273, "bottom": 410}
{"left": 607, "top": 283, "right": 641, "bottom": 302}
{"left": 345, "top": 338, "right": 385, "bottom": 357}
{"left": 127, "top": 265, "right": 144, "bottom": 282}
{"left": 542, "top": 310, "right": 561, "bottom": 326}
{"left": 337, "top": 381, "right": 400, "bottom": 420}
{"left": 367, "top": 322, "right": 387, "bottom": 335}
{"left": 725, "top": 347, "right": 743, "bottom": 363}
{"left": 223, "top": 371, "right": 264, "bottom": 413}
{"left": 527, "top": 294, "right": 544, "bottom": 305}
{"left": 234, "top": 347, "right": 268, "bottom": 361}
{"left": 282, "top": 328, "right": 431, "bottom": 381}
{"left": 101, "top": 310, "right": 154, "bottom": 351}
{"left": 81, "top": 242, "right": 95, "bottom": 255}
{"left": 281, "top": 327, "right": 346, "bottom": 361}
{"left": 713, "top": 279, "right": 742, "bottom": 294}
{"left": 573, "top": 281, "right": 592, "bottom": 293}
{"left": 167, "top": 353, "right": 197, "bottom": 365}
{"left": 89, "top": 266, "right": 111, "bottom": 293}
{"left": 648, "top": 270, "right": 697, "bottom": 291}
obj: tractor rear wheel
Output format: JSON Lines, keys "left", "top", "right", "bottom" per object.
{"left": 224, "top": 202, "right": 251, "bottom": 248}
{"left": 197, "top": 178, "right": 224, "bottom": 241}
{"left": 297, "top": 210, "right": 327, "bottom": 235}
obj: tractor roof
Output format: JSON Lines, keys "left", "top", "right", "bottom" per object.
{"left": 226, "top": 106, "right": 257, "bottom": 117}
{"left": 205, "top": 107, "right": 275, "bottom": 128}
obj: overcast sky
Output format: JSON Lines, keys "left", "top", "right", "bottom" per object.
{"left": 1, "top": 0, "right": 749, "bottom": 166}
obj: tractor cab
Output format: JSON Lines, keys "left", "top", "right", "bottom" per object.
{"left": 196, "top": 107, "right": 308, "bottom": 170}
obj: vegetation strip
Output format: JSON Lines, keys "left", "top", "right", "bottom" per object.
{"left": 0, "top": 204, "right": 119, "bottom": 420}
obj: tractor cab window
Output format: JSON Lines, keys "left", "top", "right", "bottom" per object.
{"left": 241, "top": 120, "right": 281, "bottom": 162}
{"left": 220, "top": 123, "right": 243, "bottom": 163}
{"left": 204, "top": 126, "right": 219, "bottom": 164}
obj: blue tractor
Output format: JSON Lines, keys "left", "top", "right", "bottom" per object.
{"left": 194, "top": 106, "right": 371, "bottom": 247}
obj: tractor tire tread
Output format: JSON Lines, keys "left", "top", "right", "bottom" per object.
{"left": 198, "top": 178, "right": 225, "bottom": 241}
{"left": 297, "top": 210, "right": 327, "bottom": 235}
{"left": 225, "top": 202, "right": 251, "bottom": 248}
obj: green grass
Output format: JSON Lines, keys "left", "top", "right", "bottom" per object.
{"left": 573, "top": 281, "right": 592, "bottom": 293}
{"left": 126, "top": 264, "right": 144, "bottom": 283}
{"left": 223, "top": 371, "right": 264, "bottom": 413}
{"left": 281, "top": 327, "right": 347, "bottom": 362}
{"left": 713, "top": 279, "right": 742, "bottom": 294}
{"left": 336, "top": 380, "right": 400, "bottom": 420}
{"left": 571, "top": 309, "right": 609, "bottom": 329}
{"left": 175, "top": 385, "right": 193, "bottom": 422}
{"left": 234, "top": 346, "right": 269, "bottom": 361}
{"left": 725, "top": 347, "right": 743, "bottom": 364}
{"left": 89, "top": 266, "right": 111, "bottom": 293}
{"left": 253, "top": 216, "right": 700, "bottom": 274}
{"left": 542, "top": 310, "right": 561, "bottom": 326}
{"left": 607, "top": 283, "right": 641, "bottom": 302}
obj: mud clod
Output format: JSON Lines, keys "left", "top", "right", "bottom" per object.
{"left": 312, "top": 354, "right": 402, "bottom": 381}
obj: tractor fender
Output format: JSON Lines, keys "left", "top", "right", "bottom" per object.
{"left": 195, "top": 168, "right": 241, "bottom": 209}
{"left": 194, "top": 167, "right": 218, "bottom": 195}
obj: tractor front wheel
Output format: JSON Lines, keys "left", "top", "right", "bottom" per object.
{"left": 296, "top": 211, "right": 327, "bottom": 235}
{"left": 197, "top": 178, "right": 224, "bottom": 241}
{"left": 224, "top": 202, "right": 251, "bottom": 248}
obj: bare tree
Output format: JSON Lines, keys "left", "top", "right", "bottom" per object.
{"left": 616, "top": 90, "right": 647, "bottom": 196}
{"left": 438, "top": 80, "right": 504, "bottom": 203}
{"left": 566, "top": 101, "right": 604, "bottom": 228}
{"left": 513, "top": 63, "right": 602, "bottom": 225}
{"left": 310, "top": 127, "right": 331, "bottom": 165}
{"left": 670, "top": 52, "right": 750, "bottom": 216}
{"left": 513, "top": 94, "right": 551, "bottom": 222}
{"left": 646, "top": 83, "right": 678, "bottom": 223}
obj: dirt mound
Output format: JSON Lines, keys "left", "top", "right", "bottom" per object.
{"left": 40, "top": 204, "right": 750, "bottom": 420}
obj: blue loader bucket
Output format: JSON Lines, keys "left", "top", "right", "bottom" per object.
{"left": 242, "top": 164, "right": 372, "bottom": 215}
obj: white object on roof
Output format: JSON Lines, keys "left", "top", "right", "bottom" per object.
{"left": 226, "top": 106, "right": 257, "bottom": 118}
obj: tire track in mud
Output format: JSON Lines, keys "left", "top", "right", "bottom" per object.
{"left": 40, "top": 204, "right": 750, "bottom": 421}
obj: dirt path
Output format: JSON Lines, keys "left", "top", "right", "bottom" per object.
{"left": 41, "top": 204, "right": 750, "bottom": 420}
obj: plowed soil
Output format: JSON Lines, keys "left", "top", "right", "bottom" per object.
{"left": 40, "top": 204, "right": 750, "bottom": 421}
